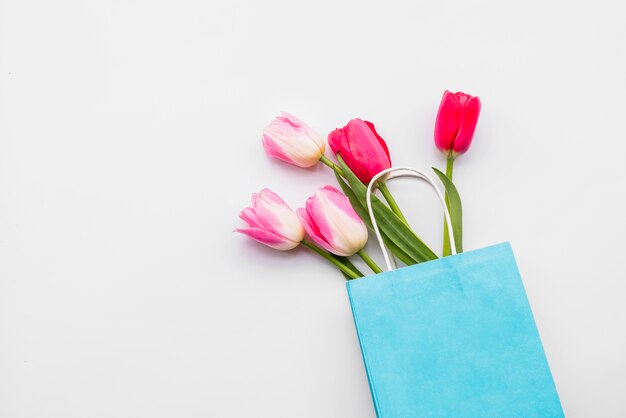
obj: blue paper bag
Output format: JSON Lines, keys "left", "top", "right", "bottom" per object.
{"left": 349, "top": 168, "right": 564, "bottom": 417}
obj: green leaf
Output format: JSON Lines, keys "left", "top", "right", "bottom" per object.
{"left": 337, "top": 156, "right": 438, "bottom": 263}
{"left": 378, "top": 235, "right": 417, "bottom": 266}
{"left": 335, "top": 172, "right": 372, "bottom": 227}
{"left": 333, "top": 254, "right": 364, "bottom": 279}
{"left": 432, "top": 167, "right": 463, "bottom": 254}
{"left": 335, "top": 172, "right": 417, "bottom": 266}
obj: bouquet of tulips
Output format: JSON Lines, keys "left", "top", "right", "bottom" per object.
{"left": 236, "top": 91, "right": 481, "bottom": 279}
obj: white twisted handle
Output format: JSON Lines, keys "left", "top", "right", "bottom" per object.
{"left": 366, "top": 167, "right": 456, "bottom": 271}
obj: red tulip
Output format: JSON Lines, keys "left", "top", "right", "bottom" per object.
{"left": 434, "top": 90, "right": 481, "bottom": 158}
{"left": 328, "top": 119, "right": 391, "bottom": 184}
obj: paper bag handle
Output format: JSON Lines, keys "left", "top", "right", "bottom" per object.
{"left": 366, "top": 167, "right": 456, "bottom": 271}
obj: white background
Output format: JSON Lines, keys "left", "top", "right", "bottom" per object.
{"left": 1, "top": 0, "right": 625, "bottom": 417}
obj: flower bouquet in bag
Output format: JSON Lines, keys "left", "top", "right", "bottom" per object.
{"left": 235, "top": 92, "right": 564, "bottom": 418}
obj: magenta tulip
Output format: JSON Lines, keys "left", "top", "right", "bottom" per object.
{"left": 262, "top": 112, "right": 326, "bottom": 168}
{"left": 297, "top": 186, "right": 368, "bottom": 257}
{"left": 328, "top": 119, "right": 391, "bottom": 184}
{"left": 236, "top": 189, "right": 304, "bottom": 250}
{"left": 434, "top": 90, "right": 481, "bottom": 158}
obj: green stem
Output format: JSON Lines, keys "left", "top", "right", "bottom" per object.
{"left": 322, "top": 156, "right": 406, "bottom": 225}
{"left": 333, "top": 255, "right": 365, "bottom": 278}
{"left": 378, "top": 182, "right": 408, "bottom": 224}
{"left": 301, "top": 241, "right": 361, "bottom": 280}
{"left": 442, "top": 158, "right": 454, "bottom": 256}
{"left": 357, "top": 250, "right": 383, "bottom": 274}
{"left": 446, "top": 157, "right": 454, "bottom": 179}
{"left": 319, "top": 155, "right": 345, "bottom": 177}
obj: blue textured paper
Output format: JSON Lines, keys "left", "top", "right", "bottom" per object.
{"left": 347, "top": 242, "right": 563, "bottom": 418}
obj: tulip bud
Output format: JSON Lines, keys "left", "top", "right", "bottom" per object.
{"left": 297, "top": 186, "right": 368, "bottom": 256}
{"left": 434, "top": 90, "right": 481, "bottom": 158}
{"left": 262, "top": 112, "right": 326, "bottom": 168}
{"left": 328, "top": 119, "right": 392, "bottom": 184}
{"left": 236, "top": 188, "right": 305, "bottom": 250}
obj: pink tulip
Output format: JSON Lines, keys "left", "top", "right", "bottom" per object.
{"left": 434, "top": 90, "right": 481, "bottom": 158}
{"left": 297, "top": 186, "right": 368, "bottom": 256}
{"left": 236, "top": 189, "right": 304, "bottom": 250}
{"left": 262, "top": 112, "right": 326, "bottom": 168}
{"left": 328, "top": 119, "right": 392, "bottom": 184}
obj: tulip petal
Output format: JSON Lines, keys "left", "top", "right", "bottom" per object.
{"left": 303, "top": 187, "right": 366, "bottom": 256}
{"left": 263, "top": 134, "right": 297, "bottom": 165}
{"left": 327, "top": 127, "right": 347, "bottom": 154}
{"left": 239, "top": 207, "right": 263, "bottom": 229}
{"left": 235, "top": 228, "right": 299, "bottom": 250}
{"left": 242, "top": 191, "right": 282, "bottom": 233}
{"left": 264, "top": 130, "right": 324, "bottom": 168}
{"left": 262, "top": 113, "right": 325, "bottom": 168}
{"left": 303, "top": 195, "right": 338, "bottom": 251}
{"left": 345, "top": 119, "right": 390, "bottom": 174}
{"left": 296, "top": 208, "right": 337, "bottom": 254}
{"left": 280, "top": 112, "right": 325, "bottom": 150}
{"left": 328, "top": 127, "right": 371, "bottom": 182}
{"left": 257, "top": 188, "right": 286, "bottom": 205}
{"left": 328, "top": 119, "right": 392, "bottom": 184}
{"left": 254, "top": 189, "right": 304, "bottom": 241}
{"left": 364, "top": 120, "right": 391, "bottom": 164}
{"left": 319, "top": 186, "right": 363, "bottom": 224}
{"left": 237, "top": 189, "right": 305, "bottom": 249}
{"left": 338, "top": 147, "right": 376, "bottom": 184}
{"left": 434, "top": 90, "right": 461, "bottom": 153}
{"left": 316, "top": 187, "right": 368, "bottom": 256}
{"left": 452, "top": 96, "right": 481, "bottom": 154}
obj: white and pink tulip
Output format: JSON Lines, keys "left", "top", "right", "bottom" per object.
{"left": 236, "top": 189, "right": 304, "bottom": 250}
{"left": 297, "top": 186, "right": 368, "bottom": 257}
{"left": 262, "top": 112, "right": 325, "bottom": 168}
